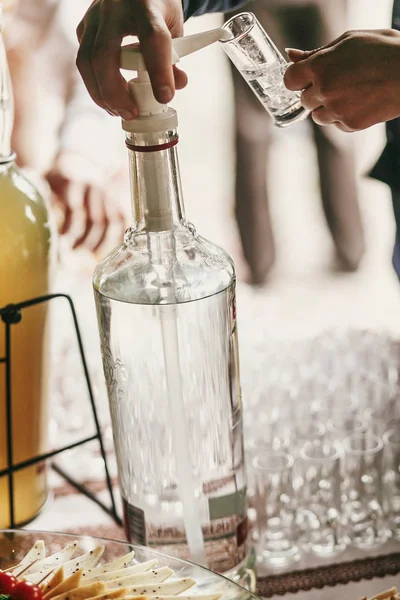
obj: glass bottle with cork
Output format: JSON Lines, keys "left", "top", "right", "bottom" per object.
{"left": 0, "top": 4, "right": 52, "bottom": 527}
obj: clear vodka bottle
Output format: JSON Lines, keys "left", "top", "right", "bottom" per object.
{"left": 93, "top": 126, "right": 254, "bottom": 582}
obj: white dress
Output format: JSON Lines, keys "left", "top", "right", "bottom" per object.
{"left": 4, "top": 0, "right": 125, "bottom": 185}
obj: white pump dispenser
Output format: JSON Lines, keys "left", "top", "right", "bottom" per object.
{"left": 118, "top": 27, "right": 232, "bottom": 231}
{"left": 120, "top": 27, "right": 232, "bottom": 132}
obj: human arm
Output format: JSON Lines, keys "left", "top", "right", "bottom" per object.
{"left": 46, "top": 96, "right": 126, "bottom": 251}
{"left": 76, "top": 0, "right": 245, "bottom": 119}
{"left": 283, "top": 29, "right": 400, "bottom": 132}
{"left": 46, "top": 0, "right": 126, "bottom": 251}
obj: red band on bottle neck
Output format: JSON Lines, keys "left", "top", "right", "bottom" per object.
{"left": 125, "top": 138, "right": 178, "bottom": 153}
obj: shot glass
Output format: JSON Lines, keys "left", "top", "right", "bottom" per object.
{"left": 327, "top": 412, "right": 367, "bottom": 443}
{"left": 292, "top": 420, "right": 325, "bottom": 456}
{"left": 246, "top": 425, "right": 290, "bottom": 538}
{"left": 342, "top": 432, "right": 389, "bottom": 548}
{"left": 298, "top": 440, "right": 346, "bottom": 557}
{"left": 248, "top": 426, "right": 291, "bottom": 454}
{"left": 364, "top": 406, "right": 391, "bottom": 439}
{"left": 252, "top": 451, "right": 300, "bottom": 569}
{"left": 383, "top": 428, "right": 400, "bottom": 539}
{"left": 221, "top": 12, "right": 310, "bottom": 128}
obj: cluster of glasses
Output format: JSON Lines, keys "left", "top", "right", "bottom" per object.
{"left": 239, "top": 328, "right": 400, "bottom": 569}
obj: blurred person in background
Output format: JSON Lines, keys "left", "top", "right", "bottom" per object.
{"left": 75, "top": 0, "right": 400, "bottom": 281}
{"left": 3, "top": 0, "right": 126, "bottom": 256}
{"left": 225, "top": 0, "right": 365, "bottom": 284}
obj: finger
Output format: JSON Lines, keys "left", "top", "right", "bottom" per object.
{"left": 92, "top": 207, "right": 125, "bottom": 255}
{"left": 48, "top": 176, "right": 73, "bottom": 235}
{"left": 286, "top": 48, "right": 316, "bottom": 62}
{"left": 167, "top": 11, "right": 184, "bottom": 39}
{"left": 311, "top": 106, "right": 337, "bottom": 127}
{"left": 92, "top": 191, "right": 110, "bottom": 252}
{"left": 73, "top": 186, "right": 95, "bottom": 249}
{"left": 173, "top": 65, "right": 188, "bottom": 90}
{"left": 301, "top": 85, "right": 322, "bottom": 111}
{"left": 52, "top": 191, "right": 72, "bottom": 236}
{"left": 286, "top": 31, "right": 353, "bottom": 64}
{"left": 92, "top": 211, "right": 109, "bottom": 252}
{"left": 76, "top": 5, "right": 110, "bottom": 112}
{"left": 139, "top": 19, "right": 175, "bottom": 104}
{"left": 59, "top": 202, "right": 73, "bottom": 236}
{"left": 92, "top": 3, "right": 137, "bottom": 119}
{"left": 284, "top": 61, "right": 313, "bottom": 91}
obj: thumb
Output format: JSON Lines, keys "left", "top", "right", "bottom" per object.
{"left": 285, "top": 48, "right": 318, "bottom": 62}
{"left": 286, "top": 33, "right": 347, "bottom": 63}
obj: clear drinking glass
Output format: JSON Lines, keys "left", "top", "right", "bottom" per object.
{"left": 292, "top": 420, "right": 325, "bottom": 455}
{"left": 298, "top": 441, "right": 346, "bottom": 557}
{"left": 364, "top": 406, "right": 392, "bottom": 439}
{"left": 383, "top": 428, "right": 400, "bottom": 539}
{"left": 248, "top": 421, "right": 291, "bottom": 453}
{"left": 252, "top": 451, "right": 300, "bottom": 569}
{"left": 221, "top": 12, "right": 310, "bottom": 128}
{"left": 342, "top": 432, "right": 389, "bottom": 548}
{"left": 327, "top": 412, "right": 367, "bottom": 442}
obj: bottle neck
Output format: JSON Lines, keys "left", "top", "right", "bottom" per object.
{"left": 126, "top": 128, "right": 185, "bottom": 233}
{"left": 0, "top": 28, "right": 13, "bottom": 160}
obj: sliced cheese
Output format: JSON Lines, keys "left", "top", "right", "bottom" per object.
{"left": 107, "top": 568, "right": 173, "bottom": 589}
{"left": 41, "top": 567, "right": 65, "bottom": 595}
{"left": 109, "top": 578, "right": 196, "bottom": 597}
{"left": 43, "top": 569, "right": 84, "bottom": 600}
{"left": 21, "top": 543, "right": 79, "bottom": 577}
{"left": 144, "top": 595, "right": 222, "bottom": 600}
{"left": 13, "top": 541, "right": 45, "bottom": 575}
{"left": 26, "top": 546, "right": 104, "bottom": 585}
{"left": 62, "top": 547, "right": 105, "bottom": 578}
{"left": 52, "top": 582, "right": 106, "bottom": 600}
{"left": 84, "top": 552, "right": 135, "bottom": 577}
{"left": 83, "top": 589, "right": 131, "bottom": 600}
{"left": 83, "top": 561, "right": 158, "bottom": 583}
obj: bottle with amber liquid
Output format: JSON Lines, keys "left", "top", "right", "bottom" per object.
{"left": 0, "top": 10, "right": 51, "bottom": 526}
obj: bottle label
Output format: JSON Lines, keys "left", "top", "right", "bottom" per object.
{"left": 123, "top": 501, "right": 147, "bottom": 546}
{"left": 122, "top": 493, "right": 249, "bottom": 573}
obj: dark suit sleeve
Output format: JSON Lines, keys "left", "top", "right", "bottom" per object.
{"left": 183, "top": 0, "right": 245, "bottom": 20}
{"left": 369, "top": 2, "right": 400, "bottom": 192}
{"left": 369, "top": 120, "right": 400, "bottom": 193}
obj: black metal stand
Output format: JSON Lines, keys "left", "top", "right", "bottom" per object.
{"left": 0, "top": 293, "right": 122, "bottom": 528}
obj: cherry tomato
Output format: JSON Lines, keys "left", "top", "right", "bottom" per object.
{"left": 12, "top": 581, "right": 42, "bottom": 600}
{"left": 0, "top": 571, "right": 18, "bottom": 594}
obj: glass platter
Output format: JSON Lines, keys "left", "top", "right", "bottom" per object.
{"left": 0, "top": 530, "right": 259, "bottom": 600}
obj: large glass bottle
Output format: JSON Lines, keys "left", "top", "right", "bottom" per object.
{"left": 94, "top": 34, "right": 253, "bottom": 579}
{"left": 0, "top": 16, "right": 51, "bottom": 526}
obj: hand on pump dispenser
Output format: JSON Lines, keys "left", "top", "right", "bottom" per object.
{"left": 119, "top": 26, "right": 232, "bottom": 123}
{"left": 118, "top": 27, "right": 231, "bottom": 237}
